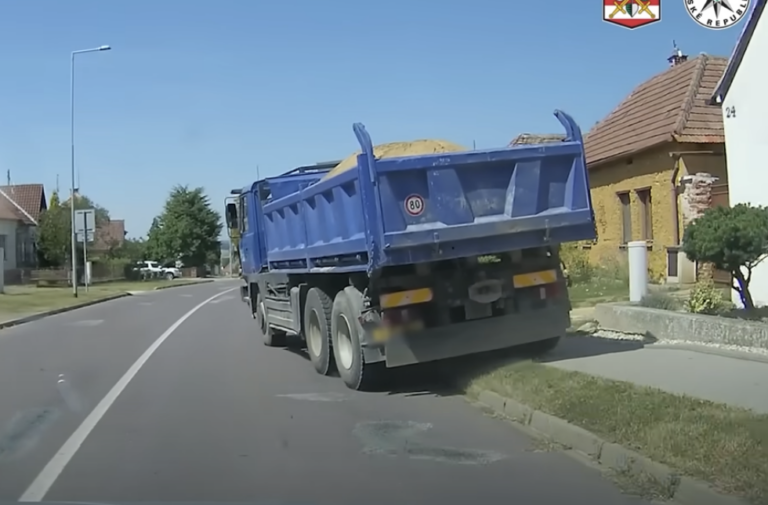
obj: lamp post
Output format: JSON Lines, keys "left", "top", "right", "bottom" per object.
{"left": 70, "top": 45, "right": 111, "bottom": 297}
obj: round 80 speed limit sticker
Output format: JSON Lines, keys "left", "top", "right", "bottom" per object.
{"left": 404, "top": 194, "right": 425, "bottom": 216}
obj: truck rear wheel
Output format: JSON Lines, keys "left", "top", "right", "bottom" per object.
{"left": 304, "top": 287, "right": 335, "bottom": 375}
{"left": 331, "top": 290, "right": 380, "bottom": 391}
{"left": 257, "top": 294, "right": 286, "bottom": 347}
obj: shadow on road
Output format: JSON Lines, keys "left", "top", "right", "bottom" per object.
{"left": 278, "top": 330, "right": 651, "bottom": 397}
{"left": 539, "top": 331, "right": 648, "bottom": 362}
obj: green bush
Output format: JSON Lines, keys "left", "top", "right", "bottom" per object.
{"left": 683, "top": 204, "right": 768, "bottom": 309}
{"left": 598, "top": 251, "right": 630, "bottom": 284}
{"left": 686, "top": 279, "right": 725, "bottom": 315}
{"left": 90, "top": 258, "right": 132, "bottom": 282}
{"left": 640, "top": 292, "right": 681, "bottom": 311}
{"left": 559, "top": 242, "right": 595, "bottom": 283}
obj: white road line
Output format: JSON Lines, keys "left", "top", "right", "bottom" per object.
{"left": 18, "top": 286, "right": 238, "bottom": 502}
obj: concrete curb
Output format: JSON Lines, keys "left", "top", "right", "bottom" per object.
{"left": 0, "top": 293, "right": 131, "bottom": 330}
{"left": 152, "top": 279, "right": 214, "bottom": 290}
{"left": 476, "top": 390, "right": 748, "bottom": 505}
{"left": 594, "top": 302, "right": 768, "bottom": 350}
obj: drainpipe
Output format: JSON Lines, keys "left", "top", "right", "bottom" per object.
{"left": 670, "top": 155, "right": 682, "bottom": 246}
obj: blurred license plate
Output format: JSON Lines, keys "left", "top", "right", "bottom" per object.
{"left": 371, "top": 320, "right": 425, "bottom": 342}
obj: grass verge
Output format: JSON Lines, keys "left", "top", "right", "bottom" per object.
{"left": 0, "top": 279, "right": 204, "bottom": 318}
{"left": 454, "top": 358, "right": 768, "bottom": 504}
{"left": 568, "top": 277, "right": 629, "bottom": 308}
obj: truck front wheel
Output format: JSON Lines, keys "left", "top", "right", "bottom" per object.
{"left": 331, "top": 290, "right": 380, "bottom": 391}
{"left": 304, "top": 287, "right": 335, "bottom": 375}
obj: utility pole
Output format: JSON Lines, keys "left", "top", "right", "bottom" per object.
{"left": 69, "top": 44, "right": 111, "bottom": 297}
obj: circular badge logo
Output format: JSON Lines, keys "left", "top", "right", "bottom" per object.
{"left": 684, "top": 0, "right": 750, "bottom": 29}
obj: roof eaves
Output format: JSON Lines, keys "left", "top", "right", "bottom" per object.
{"left": 587, "top": 136, "right": 673, "bottom": 169}
{"left": 0, "top": 187, "right": 37, "bottom": 225}
{"left": 711, "top": 1, "right": 765, "bottom": 104}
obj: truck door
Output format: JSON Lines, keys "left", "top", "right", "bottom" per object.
{"left": 239, "top": 192, "right": 256, "bottom": 276}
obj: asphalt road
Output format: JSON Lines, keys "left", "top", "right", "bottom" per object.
{"left": 0, "top": 281, "right": 653, "bottom": 505}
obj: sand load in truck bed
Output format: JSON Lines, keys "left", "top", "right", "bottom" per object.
{"left": 322, "top": 139, "right": 468, "bottom": 180}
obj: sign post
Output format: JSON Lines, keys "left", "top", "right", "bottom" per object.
{"left": 74, "top": 209, "right": 96, "bottom": 291}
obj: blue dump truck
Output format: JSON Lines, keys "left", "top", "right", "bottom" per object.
{"left": 225, "top": 110, "right": 596, "bottom": 390}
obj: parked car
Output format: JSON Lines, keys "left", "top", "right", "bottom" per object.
{"left": 133, "top": 260, "right": 182, "bottom": 280}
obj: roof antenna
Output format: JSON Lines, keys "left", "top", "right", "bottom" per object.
{"left": 6, "top": 169, "right": 10, "bottom": 187}
{"left": 56, "top": 174, "right": 60, "bottom": 194}
{"left": 668, "top": 40, "right": 688, "bottom": 67}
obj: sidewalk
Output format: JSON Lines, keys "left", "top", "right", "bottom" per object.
{"left": 545, "top": 332, "right": 768, "bottom": 413}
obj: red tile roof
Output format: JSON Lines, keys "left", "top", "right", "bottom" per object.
{"left": 584, "top": 54, "right": 727, "bottom": 167}
{"left": 94, "top": 220, "right": 126, "bottom": 250}
{"left": 0, "top": 184, "right": 47, "bottom": 225}
{"left": 0, "top": 194, "right": 21, "bottom": 221}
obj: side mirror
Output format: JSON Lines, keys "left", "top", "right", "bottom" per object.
{"left": 225, "top": 203, "right": 238, "bottom": 229}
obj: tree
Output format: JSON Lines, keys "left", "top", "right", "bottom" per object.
{"left": 682, "top": 204, "right": 768, "bottom": 309}
{"left": 37, "top": 191, "right": 70, "bottom": 266}
{"left": 147, "top": 186, "right": 222, "bottom": 267}
{"left": 145, "top": 217, "right": 165, "bottom": 260}
{"left": 37, "top": 191, "right": 113, "bottom": 267}
{"left": 107, "top": 238, "right": 147, "bottom": 261}
{"left": 62, "top": 193, "right": 110, "bottom": 227}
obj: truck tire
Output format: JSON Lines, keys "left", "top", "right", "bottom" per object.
{"left": 256, "top": 293, "right": 286, "bottom": 347}
{"left": 331, "top": 289, "right": 380, "bottom": 391}
{"left": 303, "top": 287, "right": 335, "bottom": 375}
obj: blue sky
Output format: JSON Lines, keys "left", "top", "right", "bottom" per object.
{"left": 0, "top": 0, "right": 746, "bottom": 238}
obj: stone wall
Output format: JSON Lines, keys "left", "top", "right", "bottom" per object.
{"left": 680, "top": 172, "right": 718, "bottom": 280}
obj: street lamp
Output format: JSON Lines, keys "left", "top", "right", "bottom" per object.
{"left": 70, "top": 45, "right": 111, "bottom": 297}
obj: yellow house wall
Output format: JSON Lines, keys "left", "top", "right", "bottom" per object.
{"left": 677, "top": 148, "right": 728, "bottom": 237}
{"left": 586, "top": 143, "right": 727, "bottom": 282}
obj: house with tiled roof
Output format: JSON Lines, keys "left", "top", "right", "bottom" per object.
{"left": 710, "top": 0, "right": 766, "bottom": 305}
{"left": 583, "top": 49, "right": 729, "bottom": 283}
{"left": 0, "top": 184, "right": 47, "bottom": 271}
{"left": 64, "top": 190, "right": 127, "bottom": 253}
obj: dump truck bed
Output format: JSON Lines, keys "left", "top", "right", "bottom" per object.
{"left": 259, "top": 110, "right": 595, "bottom": 273}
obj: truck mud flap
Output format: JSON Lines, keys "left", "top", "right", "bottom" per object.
{"left": 383, "top": 306, "right": 570, "bottom": 368}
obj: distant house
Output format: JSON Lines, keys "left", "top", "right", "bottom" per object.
{"left": 0, "top": 184, "right": 47, "bottom": 271}
{"left": 64, "top": 191, "right": 126, "bottom": 254}
{"left": 93, "top": 219, "right": 126, "bottom": 253}
{"left": 583, "top": 51, "right": 729, "bottom": 283}
{"left": 711, "top": 0, "right": 767, "bottom": 305}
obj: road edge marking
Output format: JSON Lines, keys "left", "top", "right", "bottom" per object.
{"left": 18, "top": 286, "right": 239, "bottom": 502}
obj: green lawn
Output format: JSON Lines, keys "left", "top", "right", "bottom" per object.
{"left": 453, "top": 358, "right": 767, "bottom": 504}
{"left": 0, "top": 279, "right": 205, "bottom": 319}
{"left": 568, "top": 277, "right": 629, "bottom": 308}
